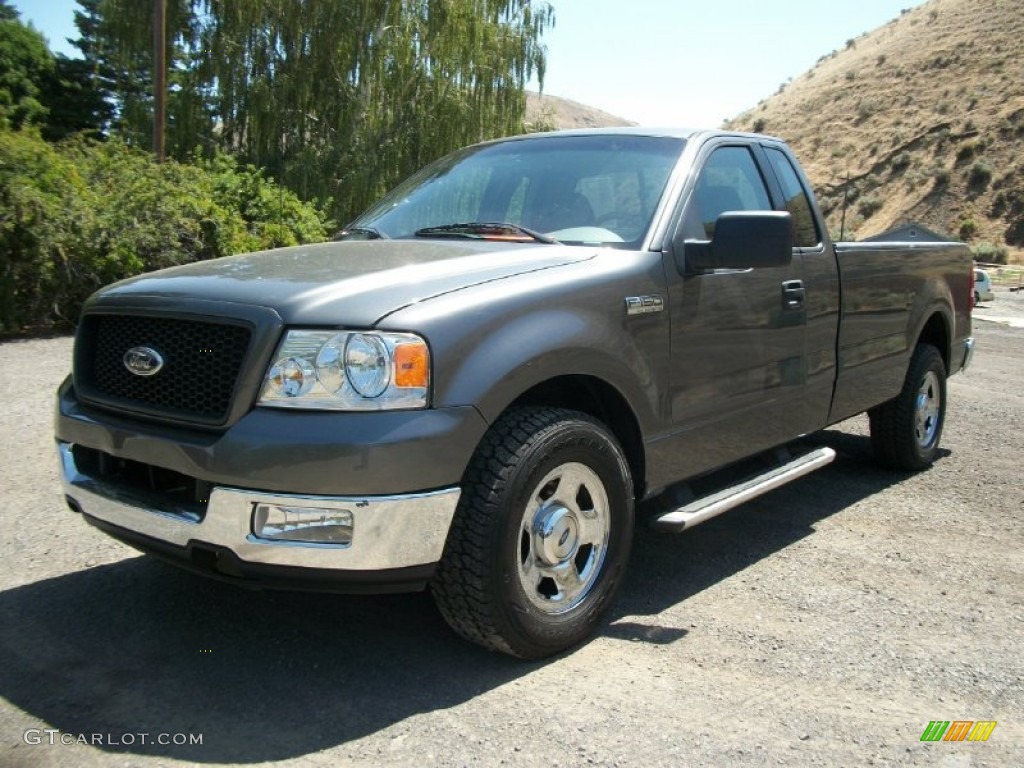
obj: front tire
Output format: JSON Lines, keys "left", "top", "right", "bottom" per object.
{"left": 869, "top": 343, "right": 947, "bottom": 470}
{"left": 431, "top": 407, "right": 633, "bottom": 659}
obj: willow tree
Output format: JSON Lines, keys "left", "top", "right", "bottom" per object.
{"left": 74, "top": 0, "right": 553, "bottom": 223}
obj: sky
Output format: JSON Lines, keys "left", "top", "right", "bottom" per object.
{"left": 12, "top": 0, "right": 925, "bottom": 127}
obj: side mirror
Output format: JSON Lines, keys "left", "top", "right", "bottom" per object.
{"left": 674, "top": 211, "right": 793, "bottom": 272}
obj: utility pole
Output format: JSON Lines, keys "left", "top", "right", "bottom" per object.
{"left": 839, "top": 169, "right": 850, "bottom": 242}
{"left": 153, "top": 0, "right": 166, "bottom": 161}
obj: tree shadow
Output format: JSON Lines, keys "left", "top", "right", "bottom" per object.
{"left": 0, "top": 426, "right": 931, "bottom": 762}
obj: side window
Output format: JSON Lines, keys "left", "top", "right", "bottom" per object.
{"left": 764, "top": 147, "right": 820, "bottom": 248}
{"left": 692, "top": 146, "right": 772, "bottom": 238}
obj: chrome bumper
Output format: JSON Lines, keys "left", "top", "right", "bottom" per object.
{"left": 58, "top": 442, "right": 460, "bottom": 572}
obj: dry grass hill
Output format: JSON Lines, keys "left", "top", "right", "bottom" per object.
{"left": 525, "top": 91, "right": 635, "bottom": 130}
{"left": 725, "top": 0, "right": 1024, "bottom": 258}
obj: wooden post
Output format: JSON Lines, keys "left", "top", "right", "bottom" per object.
{"left": 153, "top": 0, "right": 166, "bottom": 161}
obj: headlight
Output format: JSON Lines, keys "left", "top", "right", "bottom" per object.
{"left": 259, "top": 330, "right": 429, "bottom": 410}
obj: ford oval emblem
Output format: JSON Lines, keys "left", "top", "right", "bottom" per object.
{"left": 123, "top": 346, "right": 165, "bottom": 377}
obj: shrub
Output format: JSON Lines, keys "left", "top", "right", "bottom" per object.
{"left": 1006, "top": 217, "right": 1024, "bottom": 247}
{"left": 932, "top": 168, "right": 951, "bottom": 188}
{"left": 856, "top": 99, "right": 876, "bottom": 123}
{"left": 858, "top": 197, "right": 883, "bottom": 218}
{"left": 971, "top": 243, "right": 1009, "bottom": 265}
{"left": 891, "top": 152, "right": 912, "bottom": 172}
{"left": 0, "top": 128, "right": 330, "bottom": 333}
{"left": 958, "top": 219, "right": 979, "bottom": 241}
{"left": 968, "top": 161, "right": 993, "bottom": 189}
{"left": 955, "top": 141, "right": 978, "bottom": 163}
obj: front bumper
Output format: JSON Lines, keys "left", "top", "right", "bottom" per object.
{"left": 59, "top": 441, "right": 461, "bottom": 592}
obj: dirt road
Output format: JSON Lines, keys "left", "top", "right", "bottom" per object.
{"left": 1, "top": 318, "right": 1021, "bottom": 767}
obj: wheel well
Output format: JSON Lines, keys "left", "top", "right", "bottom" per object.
{"left": 917, "top": 313, "right": 950, "bottom": 372}
{"left": 510, "top": 376, "right": 646, "bottom": 500}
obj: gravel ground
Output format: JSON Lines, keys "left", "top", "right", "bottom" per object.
{"left": 0, "top": 302, "right": 1021, "bottom": 767}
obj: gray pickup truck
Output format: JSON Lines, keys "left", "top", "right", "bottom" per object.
{"left": 56, "top": 129, "right": 973, "bottom": 658}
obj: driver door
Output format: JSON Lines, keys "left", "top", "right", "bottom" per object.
{"left": 663, "top": 143, "right": 808, "bottom": 480}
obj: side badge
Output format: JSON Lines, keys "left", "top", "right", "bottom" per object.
{"left": 624, "top": 296, "right": 665, "bottom": 316}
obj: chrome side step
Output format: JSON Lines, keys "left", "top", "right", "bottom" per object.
{"left": 650, "top": 447, "right": 836, "bottom": 532}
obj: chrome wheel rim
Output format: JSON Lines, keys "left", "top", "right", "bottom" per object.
{"left": 915, "top": 370, "right": 942, "bottom": 449}
{"left": 517, "top": 462, "right": 611, "bottom": 615}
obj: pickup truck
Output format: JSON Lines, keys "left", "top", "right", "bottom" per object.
{"left": 56, "top": 128, "right": 974, "bottom": 659}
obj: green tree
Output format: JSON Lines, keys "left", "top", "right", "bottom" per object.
{"left": 72, "top": 0, "right": 553, "bottom": 222}
{"left": 0, "top": 5, "right": 54, "bottom": 130}
{"left": 40, "top": 55, "right": 115, "bottom": 141}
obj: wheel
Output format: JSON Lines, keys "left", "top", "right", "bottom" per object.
{"left": 869, "top": 343, "right": 947, "bottom": 470}
{"left": 431, "top": 406, "right": 633, "bottom": 659}
{"left": 975, "top": 290, "right": 981, "bottom": 305}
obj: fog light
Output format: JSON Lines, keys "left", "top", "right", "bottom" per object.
{"left": 252, "top": 504, "right": 353, "bottom": 545}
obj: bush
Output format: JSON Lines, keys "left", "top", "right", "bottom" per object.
{"left": 955, "top": 141, "right": 979, "bottom": 164}
{"left": 891, "top": 152, "right": 912, "bottom": 172}
{"left": 857, "top": 197, "right": 883, "bottom": 218}
{"left": 958, "top": 219, "right": 979, "bottom": 241}
{"left": 0, "top": 128, "right": 330, "bottom": 333}
{"left": 856, "top": 99, "right": 876, "bottom": 123}
{"left": 971, "top": 243, "right": 1009, "bottom": 265}
{"left": 968, "top": 161, "right": 993, "bottom": 189}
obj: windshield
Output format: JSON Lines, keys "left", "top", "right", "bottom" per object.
{"left": 347, "top": 134, "right": 685, "bottom": 249}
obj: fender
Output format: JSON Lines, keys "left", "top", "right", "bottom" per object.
{"left": 380, "top": 252, "right": 671, "bottom": 437}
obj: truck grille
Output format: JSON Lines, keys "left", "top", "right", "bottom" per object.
{"left": 77, "top": 314, "right": 252, "bottom": 425}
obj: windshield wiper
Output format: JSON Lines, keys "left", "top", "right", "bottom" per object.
{"left": 414, "top": 222, "right": 557, "bottom": 244}
{"left": 335, "top": 226, "right": 388, "bottom": 241}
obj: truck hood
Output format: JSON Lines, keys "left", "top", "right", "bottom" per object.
{"left": 89, "top": 239, "right": 597, "bottom": 326}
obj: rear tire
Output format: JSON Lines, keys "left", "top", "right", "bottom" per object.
{"left": 431, "top": 407, "right": 633, "bottom": 659}
{"left": 869, "top": 343, "right": 947, "bottom": 470}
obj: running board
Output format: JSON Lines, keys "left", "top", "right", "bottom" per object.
{"left": 650, "top": 447, "right": 836, "bottom": 532}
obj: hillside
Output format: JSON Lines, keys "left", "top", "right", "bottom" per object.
{"left": 725, "top": 0, "right": 1024, "bottom": 256}
{"left": 525, "top": 91, "right": 635, "bottom": 130}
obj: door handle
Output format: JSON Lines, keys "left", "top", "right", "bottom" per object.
{"left": 782, "top": 280, "right": 805, "bottom": 310}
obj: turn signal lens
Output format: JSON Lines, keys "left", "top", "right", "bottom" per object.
{"left": 394, "top": 342, "right": 429, "bottom": 388}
